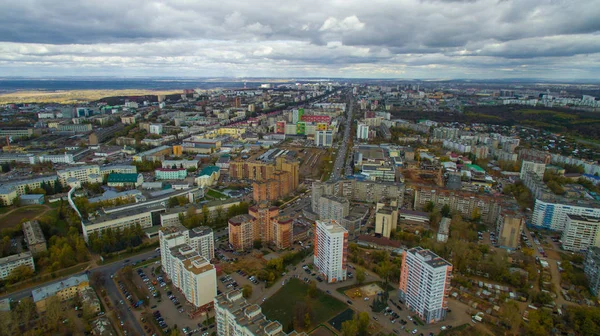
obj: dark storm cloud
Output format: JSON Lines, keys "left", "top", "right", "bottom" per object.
{"left": 0, "top": 0, "right": 598, "bottom": 78}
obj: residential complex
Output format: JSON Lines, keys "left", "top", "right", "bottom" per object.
{"left": 0, "top": 251, "right": 35, "bottom": 280}
{"left": 520, "top": 160, "right": 546, "bottom": 180}
{"left": 228, "top": 202, "right": 293, "bottom": 251}
{"left": 313, "top": 220, "right": 348, "bottom": 283}
{"left": 531, "top": 198, "right": 600, "bottom": 231}
{"left": 57, "top": 165, "right": 101, "bottom": 185}
{"left": 561, "top": 214, "right": 600, "bottom": 252}
{"left": 32, "top": 274, "right": 92, "bottom": 312}
{"left": 318, "top": 195, "right": 349, "bottom": 225}
{"left": 229, "top": 157, "right": 299, "bottom": 202}
{"left": 160, "top": 226, "right": 217, "bottom": 309}
{"left": 215, "top": 290, "right": 306, "bottom": 336}
{"left": 398, "top": 247, "right": 452, "bottom": 324}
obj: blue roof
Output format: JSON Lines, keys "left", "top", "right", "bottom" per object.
{"left": 584, "top": 174, "right": 600, "bottom": 181}
{"left": 20, "top": 194, "right": 44, "bottom": 199}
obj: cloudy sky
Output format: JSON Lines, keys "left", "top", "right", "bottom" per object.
{"left": 0, "top": 0, "right": 599, "bottom": 79}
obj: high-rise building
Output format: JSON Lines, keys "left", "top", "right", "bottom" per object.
{"left": 228, "top": 214, "right": 256, "bottom": 251}
{"left": 215, "top": 290, "right": 307, "bottom": 336}
{"left": 398, "top": 247, "right": 452, "bottom": 324}
{"left": 357, "top": 123, "right": 369, "bottom": 140}
{"left": 520, "top": 160, "right": 546, "bottom": 180}
{"left": 273, "top": 216, "right": 293, "bottom": 250}
{"left": 248, "top": 202, "right": 279, "bottom": 244}
{"left": 314, "top": 220, "right": 348, "bottom": 283}
{"left": 561, "top": 214, "right": 600, "bottom": 252}
{"left": 318, "top": 195, "right": 349, "bottom": 224}
{"left": 230, "top": 157, "right": 299, "bottom": 203}
{"left": 159, "top": 226, "right": 216, "bottom": 309}
{"left": 315, "top": 130, "right": 333, "bottom": 147}
{"left": 584, "top": 247, "right": 600, "bottom": 297}
{"left": 532, "top": 199, "right": 600, "bottom": 231}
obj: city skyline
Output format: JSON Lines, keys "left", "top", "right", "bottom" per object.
{"left": 0, "top": 0, "right": 599, "bottom": 80}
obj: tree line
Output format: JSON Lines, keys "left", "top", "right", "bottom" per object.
{"left": 87, "top": 224, "right": 145, "bottom": 254}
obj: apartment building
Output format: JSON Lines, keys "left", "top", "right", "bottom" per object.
{"left": 217, "top": 127, "right": 246, "bottom": 138}
{"left": 0, "top": 251, "right": 35, "bottom": 280}
{"left": 248, "top": 202, "right": 279, "bottom": 244}
{"left": 32, "top": 274, "right": 90, "bottom": 312}
{"left": 412, "top": 185, "right": 502, "bottom": 224}
{"left": 532, "top": 198, "right": 600, "bottom": 231}
{"left": 496, "top": 211, "right": 524, "bottom": 250}
{"left": 228, "top": 214, "right": 256, "bottom": 251}
{"left": 159, "top": 225, "right": 215, "bottom": 264}
{"left": 357, "top": 123, "right": 369, "bottom": 140}
{"left": 273, "top": 217, "right": 293, "bottom": 250}
{"left": 315, "top": 130, "right": 333, "bottom": 147}
{"left": 584, "top": 247, "right": 600, "bottom": 297}
{"left": 229, "top": 157, "right": 299, "bottom": 191}
{"left": 57, "top": 165, "right": 101, "bottom": 185}
{"left": 0, "top": 187, "right": 17, "bottom": 206}
{"left": 311, "top": 179, "right": 405, "bottom": 214}
{"left": 398, "top": 247, "right": 452, "bottom": 324}
{"left": 89, "top": 123, "right": 125, "bottom": 145}
{"left": 22, "top": 220, "right": 47, "bottom": 255}
{"left": 318, "top": 195, "right": 349, "bottom": 224}
{"left": 1, "top": 176, "right": 58, "bottom": 196}
{"left": 314, "top": 220, "right": 348, "bottom": 283}
{"left": 100, "top": 165, "right": 138, "bottom": 175}
{"left": 520, "top": 160, "right": 546, "bottom": 180}
{"left": 561, "top": 214, "right": 600, "bottom": 252}
{"left": 215, "top": 290, "right": 306, "bottom": 336}
{"left": 163, "top": 245, "right": 216, "bottom": 308}
{"left": 0, "top": 128, "right": 34, "bottom": 139}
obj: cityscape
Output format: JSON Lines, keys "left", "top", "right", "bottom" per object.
{"left": 0, "top": 1, "right": 600, "bottom": 336}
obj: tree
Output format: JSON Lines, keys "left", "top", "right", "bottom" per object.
{"left": 441, "top": 204, "right": 451, "bottom": 217}
{"left": 45, "top": 296, "right": 64, "bottom": 331}
{"left": 7, "top": 264, "right": 34, "bottom": 283}
{"left": 341, "top": 318, "right": 359, "bottom": 336}
{"left": 472, "top": 208, "right": 482, "bottom": 222}
{"left": 423, "top": 201, "right": 435, "bottom": 212}
{"left": 14, "top": 297, "right": 36, "bottom": 328}
{"left": 500, "top": 301, "right": 522, "bottom": 335}
{"left": 253, "top": 240, "right": 263, "bottom": 250}
{"left": 307, "top": 281, "right": 317, "bottom": 298}
{"left": 356, "top": 267, "right": 366, "bottom": 285}
{"left": 242, "top": 284, "right": 253, "bottom": 299}
{"left": 304, "top": 312, "right": 311, "bottom": 329}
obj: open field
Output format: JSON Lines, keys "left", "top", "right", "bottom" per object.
{"left": 0, "top": 205, "right": 48, "bottom": 229}
{"left": 0, "top": 89, "right": 180, "bottom": 104}
{"left": 206, "top": 189, "right": 230, "bottom": 199}
{"left": 261, "top": 278, "right": 346, "bottom": 332}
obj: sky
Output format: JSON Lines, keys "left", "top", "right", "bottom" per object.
{"left": 0, "top": 0, "right": 599, "bottom": 80}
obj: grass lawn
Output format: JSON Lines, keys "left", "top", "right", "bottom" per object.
{"left": 206, "top": 189, "right": 230, "bottom": 199}
{"left": 0, "top": 205, "right": 47, "bottom": 229}
{"left": 262, "top": 278, "right": 346, "bottom": 331}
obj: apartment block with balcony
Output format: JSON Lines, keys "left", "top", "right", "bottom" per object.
{"left": 398, "top": 247, "right": 452, "bottom": 324}
{"left": 561, "top": 214, "right": 600, "bottom": 252}
{"left": 314, "top": 220, "right": 348, "bottom": 283}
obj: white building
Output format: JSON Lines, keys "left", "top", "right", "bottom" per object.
{"left": 159, "top": 225, "right": 214, "bottom": 263}
{"left": 532, "top": 199, "right": 600, "bottom": 231}
{"left": 162, "top": 160, "right": 199, "bottom": 170}
{"left": 561, "top": 214, "right": 600, "bottom": 252}
{"left": 163, "top": 246, "right": 216, "bottom": 308}
{"left": 149, "top": 124, "right": 163, "bottom": 135}
{"left": 520, "top": 160, "right": 546, "bottom": 180}
{"left": 314, "top": 220, "right": 348, "bottom": 283}
{"left": 0, "top": 251, "right": 35, "bottom": 280}
{"left": 398, "top": 247, "right": 452, "bottom": 324}
{"left": 215, "top": 290, "right": 306, "bottom": 336}
{"left": 315, "top": 130, "right": 333, "bottom": 147}
{"left": 357, "top": 123, "right": 369, "bottom": 140}
{"left": 38, "top": 153, "right": 75, "bottom": 164}
{"left": 318, "top": 196, "right": 349, "bottom": 225}
{"left": 437, "top": 217, "right": 451, "bottom": 243}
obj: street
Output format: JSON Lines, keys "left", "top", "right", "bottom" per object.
{"left": 331, "top": 94, "right": 354, "bottom": 181}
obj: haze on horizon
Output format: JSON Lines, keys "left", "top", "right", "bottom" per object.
{"left": 0, "top": 0, "right": 599, "bottom": 80}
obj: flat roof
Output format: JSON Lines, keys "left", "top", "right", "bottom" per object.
{"left": 32, "top": 274, "right": 89, "bottom": 303}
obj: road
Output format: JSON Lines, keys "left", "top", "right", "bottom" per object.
{"left": 1, "top": 249, "right": 158, "bottom": 335}
{"left": 331, "top": 94, "right": 354, "bottom": 181}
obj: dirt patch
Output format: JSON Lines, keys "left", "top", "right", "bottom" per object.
{"left": 343, "top": 283, "right": 383, "bottom": 299}
{"left": 220, "top": 253, "right": 266, "bottom": 275}
{"left": 545, "top": 248, "right": 561, "bottom": 261}
{"left": 0, "top": 205, "right": 48, "bottom": 229}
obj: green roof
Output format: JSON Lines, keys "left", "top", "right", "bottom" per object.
{"left": 465, "top": 164, "right": 485, "bottom": 173}
{"left": 199, "top": 165, "right": 220, "bottom": 177}
{"left": 107, "top": 173, "right": 139, "bottom": 183}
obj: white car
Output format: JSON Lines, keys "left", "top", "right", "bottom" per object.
{"left": 412, "top": 329, "right": 417, "bottom": 334}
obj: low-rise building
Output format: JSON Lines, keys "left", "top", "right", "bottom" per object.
{"left": 155, "top": 168, "right": 188, "bottom": 180}
{"left": 215, "top": 290, "right": 306, "bottom": 336}
{"left": 0, "top": 251, "right": 35, "bottom": 280}
{"left": 19, "top": 194, "right": 45, "bottom": 205}
{"left": 106, "top": 173, "right": 144, "bottom": 188}
{"left": 57, "top": 165, "right": 101, "bottom": 185}
{"left": 195, "top": 166, "right": 221, "bottom": 187}
{"left": 22, "top": 220, "right": 47, "bottom": 255}
{"left": 437, "top": 217, "right": 451, "bottom": 243}
{"left": 32, "top": 274, "right": 90, "bottom": 312}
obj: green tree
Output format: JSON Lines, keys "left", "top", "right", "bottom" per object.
{"left": 441, "top": 204, "right": 451, "bottom": 217}
{"left": 356, "top": 267, "right": 366, "bottom": 285}
{"left": 253, "top": 240, "right": 263, "bottom": 249}
{"left": 242, "top": 284, "right": 253, "bottom": 299}
{"left": 304, "top": 312, "right": 311, "bottom": 329}
{"left": 7, "top": 264, "right": 34, "bottom": 283}
{"left": 423, "top": 201, "right": 435, "bottom": 212}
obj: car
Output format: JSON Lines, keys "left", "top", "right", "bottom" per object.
{"left": 364, "top": 297, "right": 369, "bottom": 301}
{"left": 373, "top": 316, "right": 378, "bottom": 321}
{"left": 412, "top": 329, "right": 418, "bottom": 334}
{"left": 347, "top": 300, "right": 353, "bottom": 305}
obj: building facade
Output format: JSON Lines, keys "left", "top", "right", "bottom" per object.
{"left": 561, "top": 214, "right": 600, "bottom": 252}
{"left": 496, "top": 212, "right": 524, "bottom": 250}
{"left": 0, "top": 251, "right": 35, "bottom": 280}
{"left": 532, "top": 198, "right": 600, "bottom": 231}
{"left": 228, "top": 214, "right": 256, "bottom": 251}
{"left": 398, "top": 247, "right": 452, "bottom": 324}
{"left": 314, "top": 220, "right": 348, "bottom": 283}
{"left": 584, "top": 247, "right": 600, "bottom": 298}
{"left": 155, "top": 168, "right": 188, "bottom": 180}
{"left": 22, "top": 220, "right": 47, "bottom": 255}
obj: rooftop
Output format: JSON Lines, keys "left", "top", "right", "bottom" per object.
{"left": 228, "top": 214, "right": 254, "bottom": 225}
{"left": 32, "top": 274, "right": 89, "bottom": 303}
{"left": 408, "top": 246, "right": 452, "bottom": 269}
{"left": 107, "top": 173, "right": 140, "bottom": 183}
